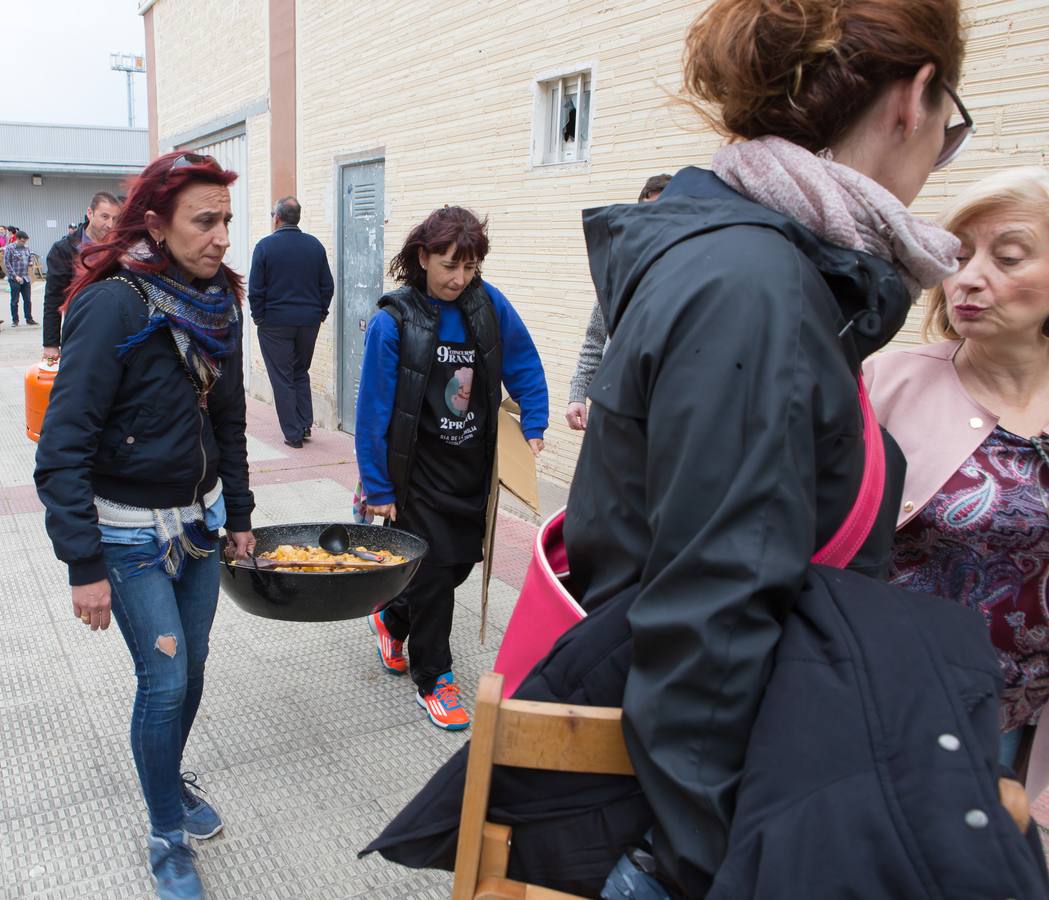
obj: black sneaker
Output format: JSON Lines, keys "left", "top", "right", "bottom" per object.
{"left": 25, "top": 318, "right": 37, "bottom": 325}
{"left": 284, "top": 438, "right": 303, "bottom": 449}
{"left": 11, "top": 321, "right": 18, "bottom": 327}
{"left": 303, "top": 427, "right": 312, "bottom": 440}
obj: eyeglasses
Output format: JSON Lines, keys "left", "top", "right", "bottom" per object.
{"left": 932, "top": 83, "right": 975, "bottom": 171}
{"left": 167, "top": 152, "right": 219, "bottom": 177}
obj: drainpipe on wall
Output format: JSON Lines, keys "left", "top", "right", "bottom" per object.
{"left": 269, "top": 0, "right": 297, "bottom": 202}
{"left": 138, "top": 1, "right": 160, "bottom": 158}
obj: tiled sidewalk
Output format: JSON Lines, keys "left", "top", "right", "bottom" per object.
{"left": 4, "top": 307, "right": 1046, "bottom": 898}
{"left": 0, "top": 318, "right": 536, "bottom": 899}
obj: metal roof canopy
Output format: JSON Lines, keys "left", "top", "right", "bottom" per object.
{"left": 0, "top": 121, "right": 148, "bottom": 176}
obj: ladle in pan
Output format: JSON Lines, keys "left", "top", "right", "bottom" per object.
{"left": 317, "top": 523, "right": 384, "bottom": 561}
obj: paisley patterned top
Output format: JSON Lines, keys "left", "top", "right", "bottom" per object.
{"left": 891, "top": 427, "right": 1049, "bottom": 731}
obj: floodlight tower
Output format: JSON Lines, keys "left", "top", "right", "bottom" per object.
{"left": 110, "top": 52, "right": 146, "bottom": 128}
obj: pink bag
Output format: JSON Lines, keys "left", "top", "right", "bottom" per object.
{"left": 493, "top": 376, "right": 885, "bottom": 698}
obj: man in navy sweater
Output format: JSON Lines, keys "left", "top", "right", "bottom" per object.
{"left": 248, "top": 196, "right": 335, "bottom": 447}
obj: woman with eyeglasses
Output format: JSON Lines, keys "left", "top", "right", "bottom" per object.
{"left": 364, "top": 1, "right": 1032, "bottom": 896}
{"left": 552, "top": 0, "right": 975, "bottom": 892}
{"left": 34, "top": 151, "right": 255, "bottom": 900}
{"left": 867, "top": 167, "right": 1049, "bottom": 778}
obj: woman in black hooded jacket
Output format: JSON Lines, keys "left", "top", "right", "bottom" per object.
{"left": 365, "top": 1, "right": 1048, "bottom": 896}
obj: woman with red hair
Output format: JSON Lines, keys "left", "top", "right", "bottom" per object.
{"left": 34, "top": 152, "right": 255, "bottom": 900}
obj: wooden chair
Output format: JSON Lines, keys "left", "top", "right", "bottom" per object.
{"left": 452, "top": 671, "right": 635, "bottom": 900}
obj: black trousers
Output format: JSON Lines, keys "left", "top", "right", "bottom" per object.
{"left": 257, "top": 322, "right": 320, "bottom": 442}
{"left": 382, "top": 559, "right": 473, "bottom": 695}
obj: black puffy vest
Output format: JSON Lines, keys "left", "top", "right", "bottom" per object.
{"left": 377, "top": 281, "right": 502, "bottom": 511}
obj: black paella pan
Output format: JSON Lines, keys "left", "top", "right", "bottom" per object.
{"left": 219, "top": 522, "right": 428, "bottom": 622}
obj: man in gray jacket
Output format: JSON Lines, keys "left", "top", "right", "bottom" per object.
{"left": 565, "top": 174, "right": 672, "bottom": 430}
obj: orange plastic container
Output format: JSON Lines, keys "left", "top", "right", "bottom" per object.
{"left": 25, "top": 362, "right": 59, "bottom": 443}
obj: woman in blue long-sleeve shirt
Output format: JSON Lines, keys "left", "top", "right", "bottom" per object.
{"left": 356, "top": 206, "right": 548, "bottom": 729}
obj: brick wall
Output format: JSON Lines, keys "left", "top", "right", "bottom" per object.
{"left": 295, "top": 0, "right": 709, "bottom": 484}
{"left": 896, "top": 0, "right": 1049, "bottom": 345}
{"left": 151, "top": 0, "right": 273, "bottom": 397}
{"left": 151, "top": 0, "right": 267, "bottom": 140}
{"left": 150, "top": 0, "right": 1049, "bottom": 486}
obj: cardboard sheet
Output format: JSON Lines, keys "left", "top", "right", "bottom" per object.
{"left": 480, "top": 400, "right": 540, "bottom": 642}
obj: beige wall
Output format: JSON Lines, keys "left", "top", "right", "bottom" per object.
{"left": 899, "top": 0, "right": 1049, "bottom": 345}
{"left": 151, "top": 0, "right": 268, "bottom": 141}
{"left": 149, "top": 0, "right": 1049, "bottom": 487}
{"left": 295, "top": 0, "right": 709, "bottom": 484}
{"left": 150, "top": 0, "right": 273, "bottom": 397}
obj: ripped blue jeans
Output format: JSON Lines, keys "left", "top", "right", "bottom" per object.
{"left": 103, "top": 540, "right": 220, "bottom": 833}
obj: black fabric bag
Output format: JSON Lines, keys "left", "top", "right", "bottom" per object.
{"left": 361, "top": 584, "right": 651, "bottom": 897}
{"left": 362, "top": 570, "right": 1049, "bottom": 899}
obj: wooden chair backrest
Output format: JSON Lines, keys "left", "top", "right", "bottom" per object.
{"left": 451, "top": 671, "right": 634, "bottom": 900}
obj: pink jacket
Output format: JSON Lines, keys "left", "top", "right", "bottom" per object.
{"left": 864, "top": 340, "right": 998, "bottom": 528}
{"left": 865, "top": 340, "right": 1049, "bottom": 804}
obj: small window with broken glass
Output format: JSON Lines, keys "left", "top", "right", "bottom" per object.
{"left": 536, "top": 70, "right": 592, "bottom": 165}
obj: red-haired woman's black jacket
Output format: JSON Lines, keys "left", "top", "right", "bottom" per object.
{"left": 34, "top": 273, "right": 253, "bottom": 586}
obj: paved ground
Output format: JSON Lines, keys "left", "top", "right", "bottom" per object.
{"left": 5, "top": 285, "right": 1049, "bottom": 898}
{"left": 0, "top": 300, "right": 538, "bottom": 899}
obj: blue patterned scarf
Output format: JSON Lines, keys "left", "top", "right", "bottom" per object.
{"left": 114, "top": 260, "right": 239, "bottom": 396}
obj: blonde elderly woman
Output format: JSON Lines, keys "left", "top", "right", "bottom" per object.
{"left": 866, "top": 167, "right": 1049, "bottom": 797}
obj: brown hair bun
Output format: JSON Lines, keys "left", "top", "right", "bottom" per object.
{"left": 684, "top": 0, "right": 964, "bottom": 152}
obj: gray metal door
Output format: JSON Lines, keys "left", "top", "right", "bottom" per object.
{"left": 337, "top": 159, "right": 385, "bottom": 434}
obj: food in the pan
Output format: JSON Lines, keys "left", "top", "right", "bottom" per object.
{"left": 258, "top": 544, "right": 407, "bottom": 572}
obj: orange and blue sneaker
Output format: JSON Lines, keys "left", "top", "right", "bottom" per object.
{"left": 417, "top": 671, "right": 471, "bottom": 730}
{"left": 367, "top": 610, "right": 407, "bottom": 674}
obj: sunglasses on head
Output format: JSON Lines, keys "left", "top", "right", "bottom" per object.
{"left": 933, "top": 83, "right": 974, "bottom": 171}
{"left": 167, "top": 152, "right": 219, "bottom": 176}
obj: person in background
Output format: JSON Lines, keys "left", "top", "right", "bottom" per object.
{"left": 866, "top": 166, "right": 1049, "bottom": 774}
{"left": 247, "top": 195, "right": 334, "bottom": 448}
{"left": 0, "top": 226, "right": 18, "bottom": 277}
{"left": 42, "top": 192, "right": 123, "bottom": 362}
{"left": 357, "top": 206, "right": 548, "bottom": 730}
{"left": 34, "top": 151, "right": 255, "bottom": 900}
{"left": 67, "top": 223, "right": 77, "bottom": 237}
{"left": 565, "top": 174, "right": 671, "bottom": 430}
{"left": 4, "top": 230, "right": 35, "bottom": 326}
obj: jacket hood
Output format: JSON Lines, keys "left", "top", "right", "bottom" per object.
{"left": 582, "top": 167, "right": 912, "bottom": 361}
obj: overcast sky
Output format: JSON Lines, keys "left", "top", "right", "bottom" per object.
{"left": 8, "top": 0, "right": 149, "bottom": 128}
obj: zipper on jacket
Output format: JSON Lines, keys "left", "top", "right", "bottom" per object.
{"left": 192, "top": 405, "right": 207, "bottom": 506}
